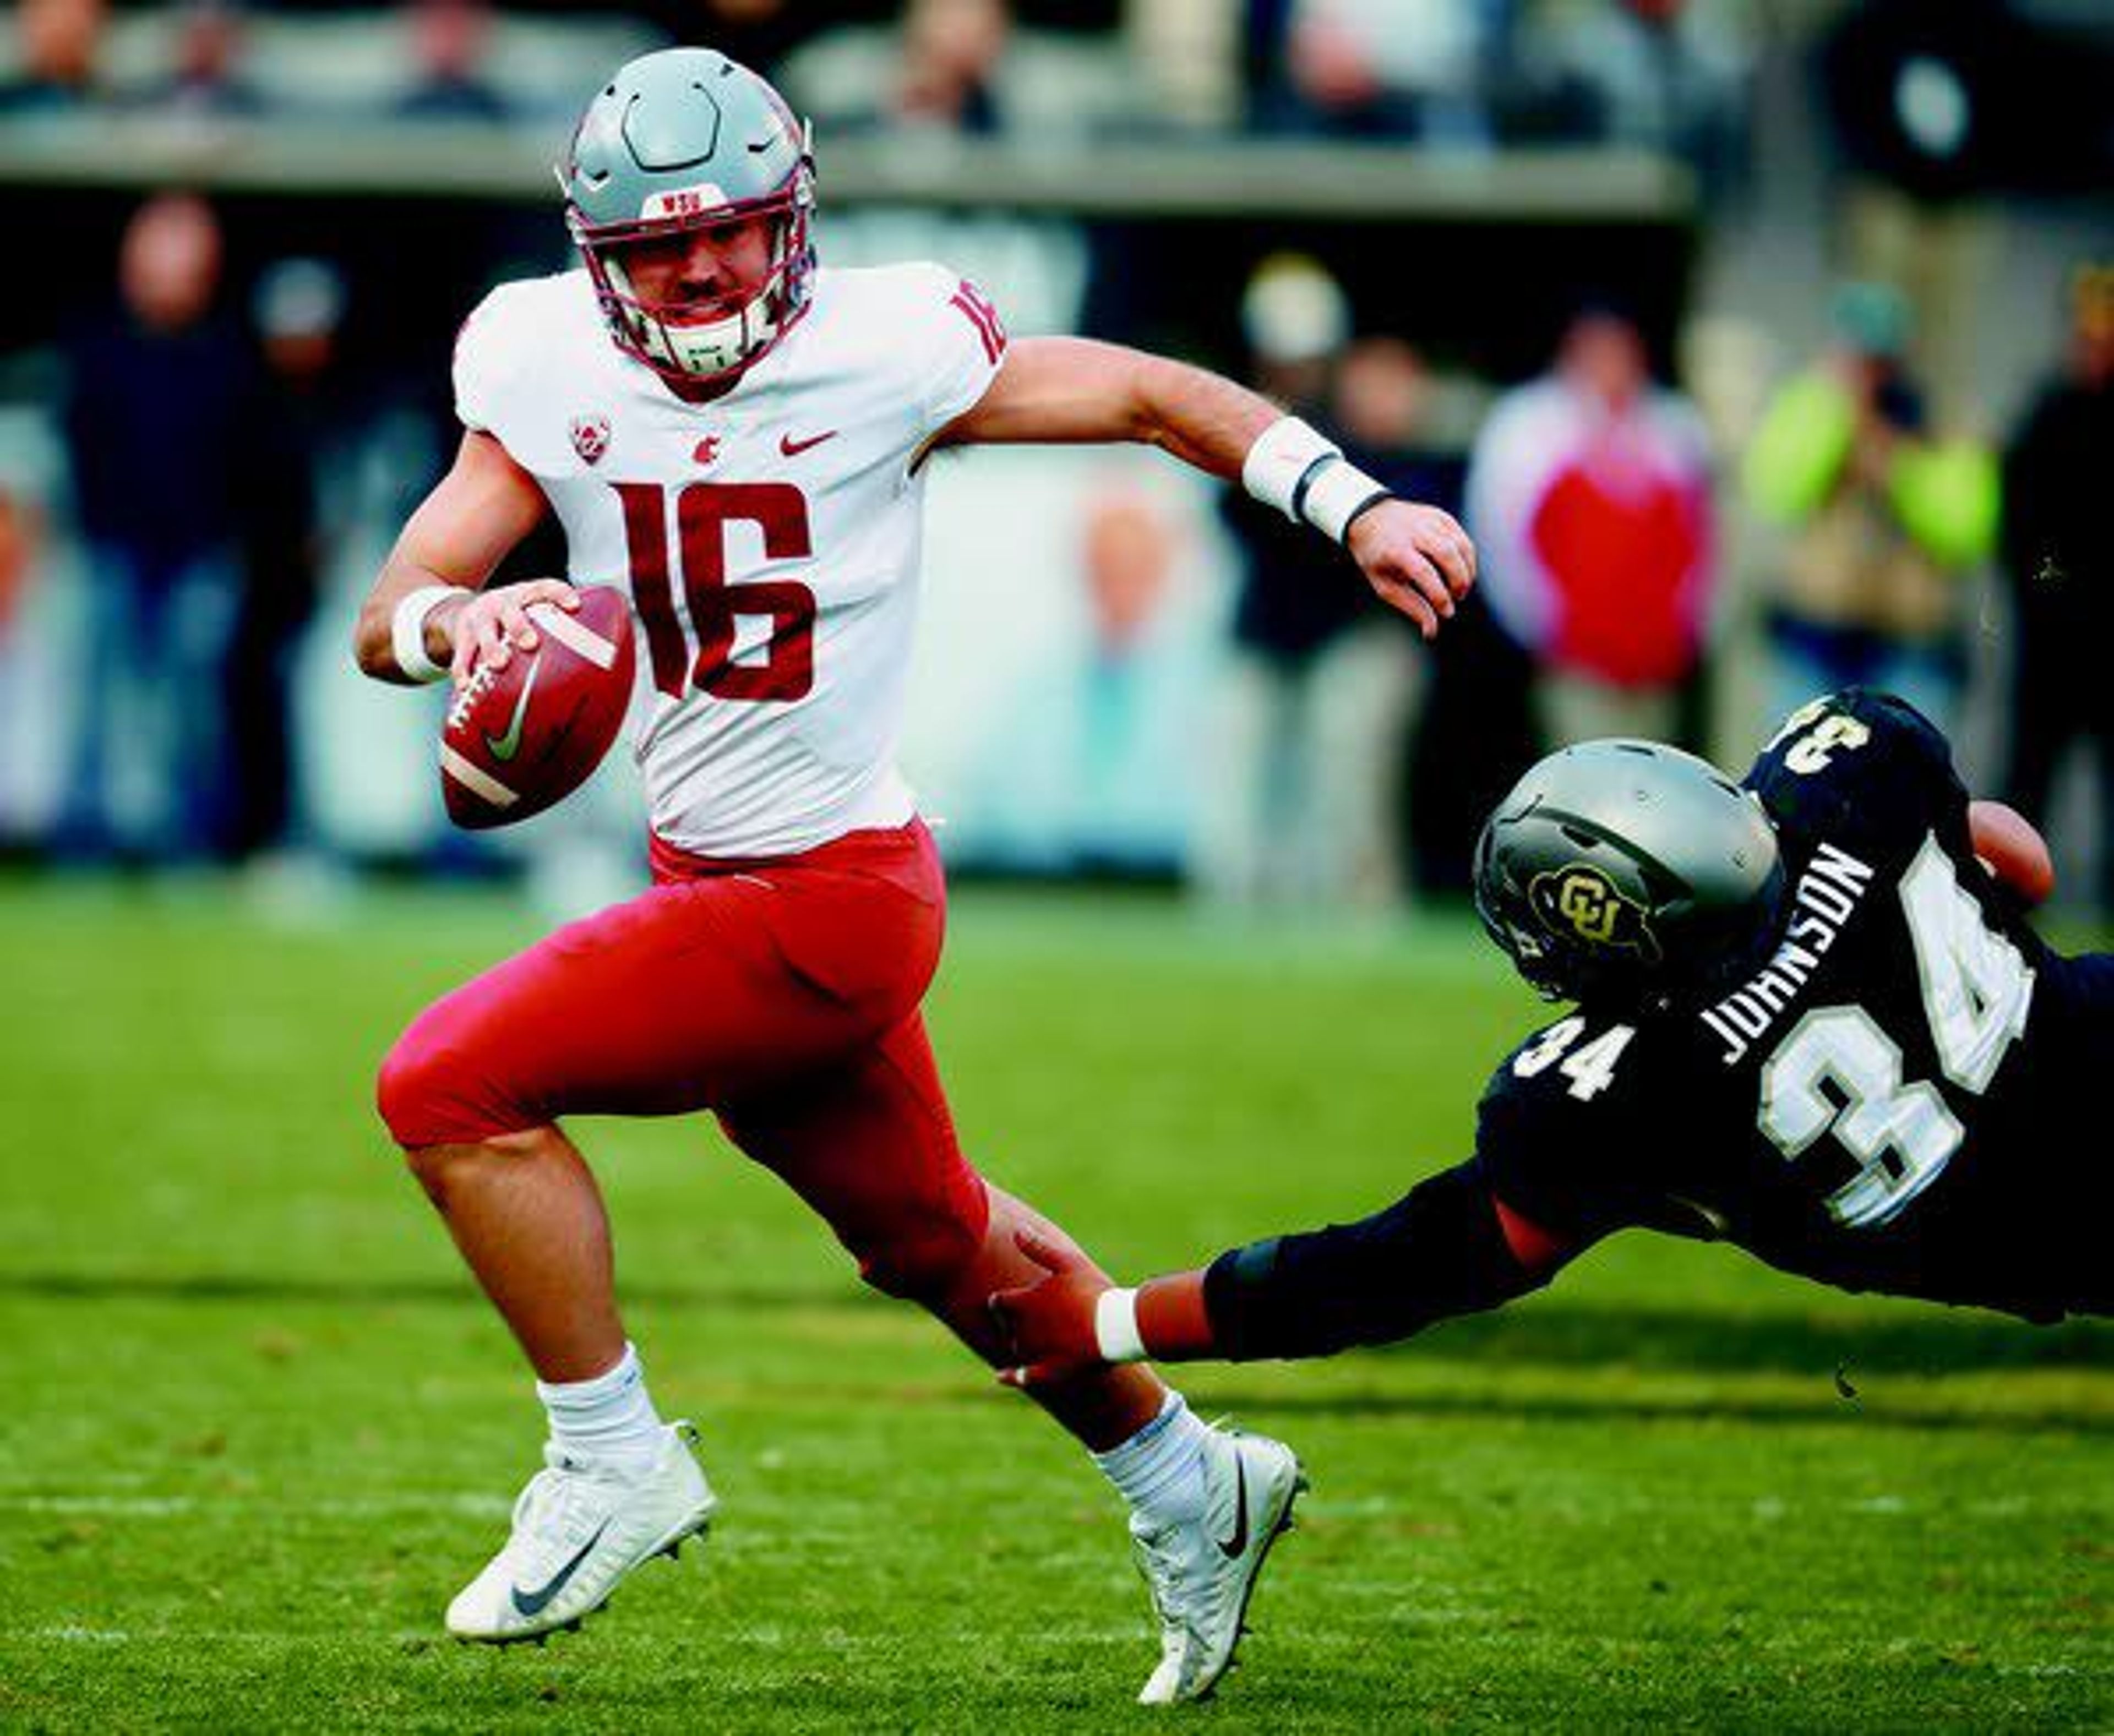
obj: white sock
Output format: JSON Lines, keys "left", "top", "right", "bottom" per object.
{"left": 1092, "top": 1391, "right": 1212, "bottom": 1524}
{"left": 536, "top": 1342, "right": 666, "bottom": 1468}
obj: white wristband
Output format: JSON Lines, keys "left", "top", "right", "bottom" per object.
{"left": 1241, "top": 414, "right": 1394, "bottom": 545}
{"left": 390, "top": 585, "right": 461, "bottom": 684}
{"left": 1093, "top": 1286, "right": 1148, "bottom": 1364}
{"left": 1301, "top": 457, "right": 1394, "bottom": 545}
{"left": 1241, "top": 414, "right": 1338, "bottom": 522}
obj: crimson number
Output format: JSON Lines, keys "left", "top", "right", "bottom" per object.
{"left": 614, "top": 481, "right": 817, "bottom": 703}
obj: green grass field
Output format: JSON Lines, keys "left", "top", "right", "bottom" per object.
{"left": 2, "top": 880, "right": 2108, "bottom": 1732}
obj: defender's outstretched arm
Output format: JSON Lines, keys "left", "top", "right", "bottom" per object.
{"left": 989, "top": 1161, "right": 1578, "bottom": 1389}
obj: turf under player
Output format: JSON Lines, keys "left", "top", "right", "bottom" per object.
{"left": 350, "top": 48, "right": 1475, "bottom": 1704}
{"left": 991, "top": 690, "right": 2108, "bottom": 1387}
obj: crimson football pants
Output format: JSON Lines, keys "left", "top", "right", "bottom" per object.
{"left": 375, "top": 820, "right": 990, "bottom": 1297}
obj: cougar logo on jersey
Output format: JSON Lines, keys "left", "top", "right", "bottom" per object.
{"left": 570, "top": 414, "right": 612, "bottom": 466}
{"left": 1530, "top": 866, "right": 1659, "bottom": 961}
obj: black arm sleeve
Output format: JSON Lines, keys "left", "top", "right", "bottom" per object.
{"left": 1198, "top": 1160, "right": 1555, "bottom": 1362}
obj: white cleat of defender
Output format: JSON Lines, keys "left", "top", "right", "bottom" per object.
{"left": 1131, "top": 1426, "right": 1306, "bottom": 1704}
{"left": 444, "top": 1421, "right": 717, "bottom": 1645}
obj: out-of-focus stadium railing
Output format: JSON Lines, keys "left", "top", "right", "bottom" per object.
{"left": 0, "top": 117, "right": 1692, "bottom": 222}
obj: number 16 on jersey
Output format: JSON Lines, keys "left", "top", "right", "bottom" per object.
{"left": 614, "top": 481, "right": 819, "bottom": 703}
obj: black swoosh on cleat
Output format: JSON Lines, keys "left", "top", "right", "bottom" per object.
{"left": 511, "top": 1522, "right": 609, "bottom": 1618}
{"left": 1216, "top": 1456, "right": 1250, "bottom": 1560}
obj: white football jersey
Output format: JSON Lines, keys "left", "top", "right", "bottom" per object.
{"left": 452, "top": 263, "right": 1009, "bottom": 856}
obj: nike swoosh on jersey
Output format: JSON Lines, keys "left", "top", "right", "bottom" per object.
{"left": 483, "top": 655, "right": 542, "bottom": 763}
{"left": 511, "top": 1521, "right": 609, "bottom": 1617}
{"left": 779, "top": 429, "right": 838, "bottom": 457}
{"left": 1216, "top": 1456, "right": 1250, "bottom": 1559}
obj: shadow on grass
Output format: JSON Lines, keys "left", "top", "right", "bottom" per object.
{"left": 6, "top": 1269, "right": 2107, "bottom": 1374}
{"left": 1188, "top": 1383, "right": 2114, "bottom": 1436}
{"left": 2, "top": 1273, "right": 2108, "bottom": 1433}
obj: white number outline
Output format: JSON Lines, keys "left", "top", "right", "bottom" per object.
{"left": 1756, "top": 838, "right": 2033, "bottom": 1228}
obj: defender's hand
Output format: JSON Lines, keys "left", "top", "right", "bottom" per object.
{"left": 446, "top": 578, "right": 580, "bottom": 685}
{"left": 1348, "top": 500, "right": 1476, "bottom": 640}
{"left": 989, "top": 1228, "right": 1115, "bottom": 1391}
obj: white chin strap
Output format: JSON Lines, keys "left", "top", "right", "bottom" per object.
{"left": 606, "top": 255, "right": 784, "bottom": 379}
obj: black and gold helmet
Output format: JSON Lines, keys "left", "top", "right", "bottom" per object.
{"left": 1473, "top": 739, "right": 1785, "bottom": 1008}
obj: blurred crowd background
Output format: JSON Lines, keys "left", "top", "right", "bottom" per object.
{"left": 0, "top": 0, "right": 2108, "bottom": 918}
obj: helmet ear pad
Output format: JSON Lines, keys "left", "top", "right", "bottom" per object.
{"left": 1474, "top": 740, "right": 1786, "bottom": 1008}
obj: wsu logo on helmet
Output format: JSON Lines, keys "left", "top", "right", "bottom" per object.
{"left": 1528, "top": 865, "right": 1659, "bottom": 962}
{"left": 569, "top": 414, "right": 612, "bottom": 466}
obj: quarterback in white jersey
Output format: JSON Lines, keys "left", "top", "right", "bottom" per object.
{"left": 452, "top": 260, "right": 1007, "bottom": 857}
{"left": 354, "top": 47, "right": 1474, "bottom": 1706}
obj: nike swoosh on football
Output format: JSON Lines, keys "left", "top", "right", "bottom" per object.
{"left": 1216, "top": 1456, "right": 1250, "bottom": 1559}
{"left": 483, "top": 655, "right": 542, "bottom": 763}
{"left": 511, "top": 1521, "right": 609, "bottom": 1618}
{"left": 780, "top": 429, "right": 838, "bottom": 456}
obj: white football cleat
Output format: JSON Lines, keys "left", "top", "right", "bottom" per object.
{"left": 1131, "top": 1426, "right": 1305, "bottom": 1704}
{"left": 444, "top": 1421, "right": 716, "bottom": 1645}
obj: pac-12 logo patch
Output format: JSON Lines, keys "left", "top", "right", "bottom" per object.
{"left": 570, "top": 414, "right": 612, "bottom": 466}
{"left": 1528, "top": 865, "right": 1659, "bottom": 960}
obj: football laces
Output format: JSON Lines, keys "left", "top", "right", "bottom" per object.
{"left": 446, "top": 662, "right": 501, "bottom": 733}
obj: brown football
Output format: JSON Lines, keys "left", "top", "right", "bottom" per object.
{"left": 439, "top": 586, "right": 635, "bottom": 829}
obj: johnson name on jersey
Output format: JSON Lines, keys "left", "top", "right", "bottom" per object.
{"left": 1475, "top": 691, "right": 2096, "bottom": 1322}
{"left": 451, "top": 262, "right": 1008, "bottom": 857}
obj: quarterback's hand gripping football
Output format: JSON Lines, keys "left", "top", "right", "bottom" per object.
{"left": 447, "top": 578, "right": 581, "bottom": 685}
{"left": 1348, "top": 500, "right": 1477, "bottom": 640}
{"left": 989, "top": 1228, "right": 1115, "bottom": 1392}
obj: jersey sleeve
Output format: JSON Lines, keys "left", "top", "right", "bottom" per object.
{"left": 1746, "top": 688, "right": 1971, "bottom": 859}
{"left": 897, "top": 263, "right": 1009, "bottom": 447}
{"left": 450, "top": 287, "right": 511, "bottom": 435}
{"left": 1472, "top": 1026, "right": 1659, "bottom": 1242}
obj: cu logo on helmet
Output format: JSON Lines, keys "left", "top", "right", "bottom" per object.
{"left": 1529, "top": 866, "right": 1659, "bottom": 960}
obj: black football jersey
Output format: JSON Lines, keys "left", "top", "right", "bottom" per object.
{"left": 1473, "top": 690, "right": 2108, "bottom": 1323}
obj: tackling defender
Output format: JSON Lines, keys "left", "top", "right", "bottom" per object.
{"left": 992, "top": 690, "right": 2108, "bottom": 1389}
{"left": 350, "top": 48, "right": 1475, "bottom": 1704}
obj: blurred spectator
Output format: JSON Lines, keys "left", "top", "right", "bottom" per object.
{"left": 2001, "top": 263, "right": 2114, "bottom": 904}
{"left": 1505, "top": 0, "right": 1752, "bottom": 189}
{"left": 0, "top": 0, "right": 107, "bottom": 114}
{"left": 1742, "top": 281, "right": 1998, "bottom": 736}
{"left": 1817, "top": 0, "right": 2006, "bottom": 424}
{"left": 130, "top": 2, "right": 264, "bottom": 119}
{"left": 225, "top": 259, "right": 348, "bottom": 861}
{"left": 1253, "top": 0, "right": 1494, "bottom": 142}
{"left": 59, "top": 193, "right": 259, "bottom": 864}
{"left": 395, "top": 0, "right": 508, "bottom": 122}
{"left": 638, "top": 0, "right": 821, "bottom": 80}
{"left": 1465, "top": 299, "right": 1715, "bottom": 751}
{"left": 0, "top": 407, "right": 69, "bottom": 849}
{"left": 1201, "top": 257, "right": 1422, "bottom": 907}
{"left": 888, "top": 0, "right": 1012, "bottom": 136}
{"left": 0, "top": 483, "right": 31, "bottom": 638}
{"left": 957, "top": 486, "right": 1209, "bottom": 878}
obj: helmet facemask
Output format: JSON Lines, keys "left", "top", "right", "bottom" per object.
{"left": 569, "top": 165, "right": 815, "bottom": 386}
{"left": 558, "top": 50, "right": 818, "bottom": 387}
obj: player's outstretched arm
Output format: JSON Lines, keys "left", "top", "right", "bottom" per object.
{"left": 1968, "top": 799, "right": 2055, "bottom": 907}
{"left": 989, "top": 1162, "right": 1573, "bottom": 1389}
{"left": 939, "top": 335, "right": 1476, "bottom": 640}
{"left": 352, "top": 430, "right": 568, "bottom": 686}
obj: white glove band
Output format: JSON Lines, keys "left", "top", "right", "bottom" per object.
{"left": 1301, "top": 457, "right": 1395, "bottom": 545}
{"left": 390, "top": 585, "right": 460, "bottom": 684}
{"left": 1241, "top": 414, "right": 1339, "bottom": 522}
{"left": 1093, "top": 1287, "right": 1148, "bottom": 1364}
